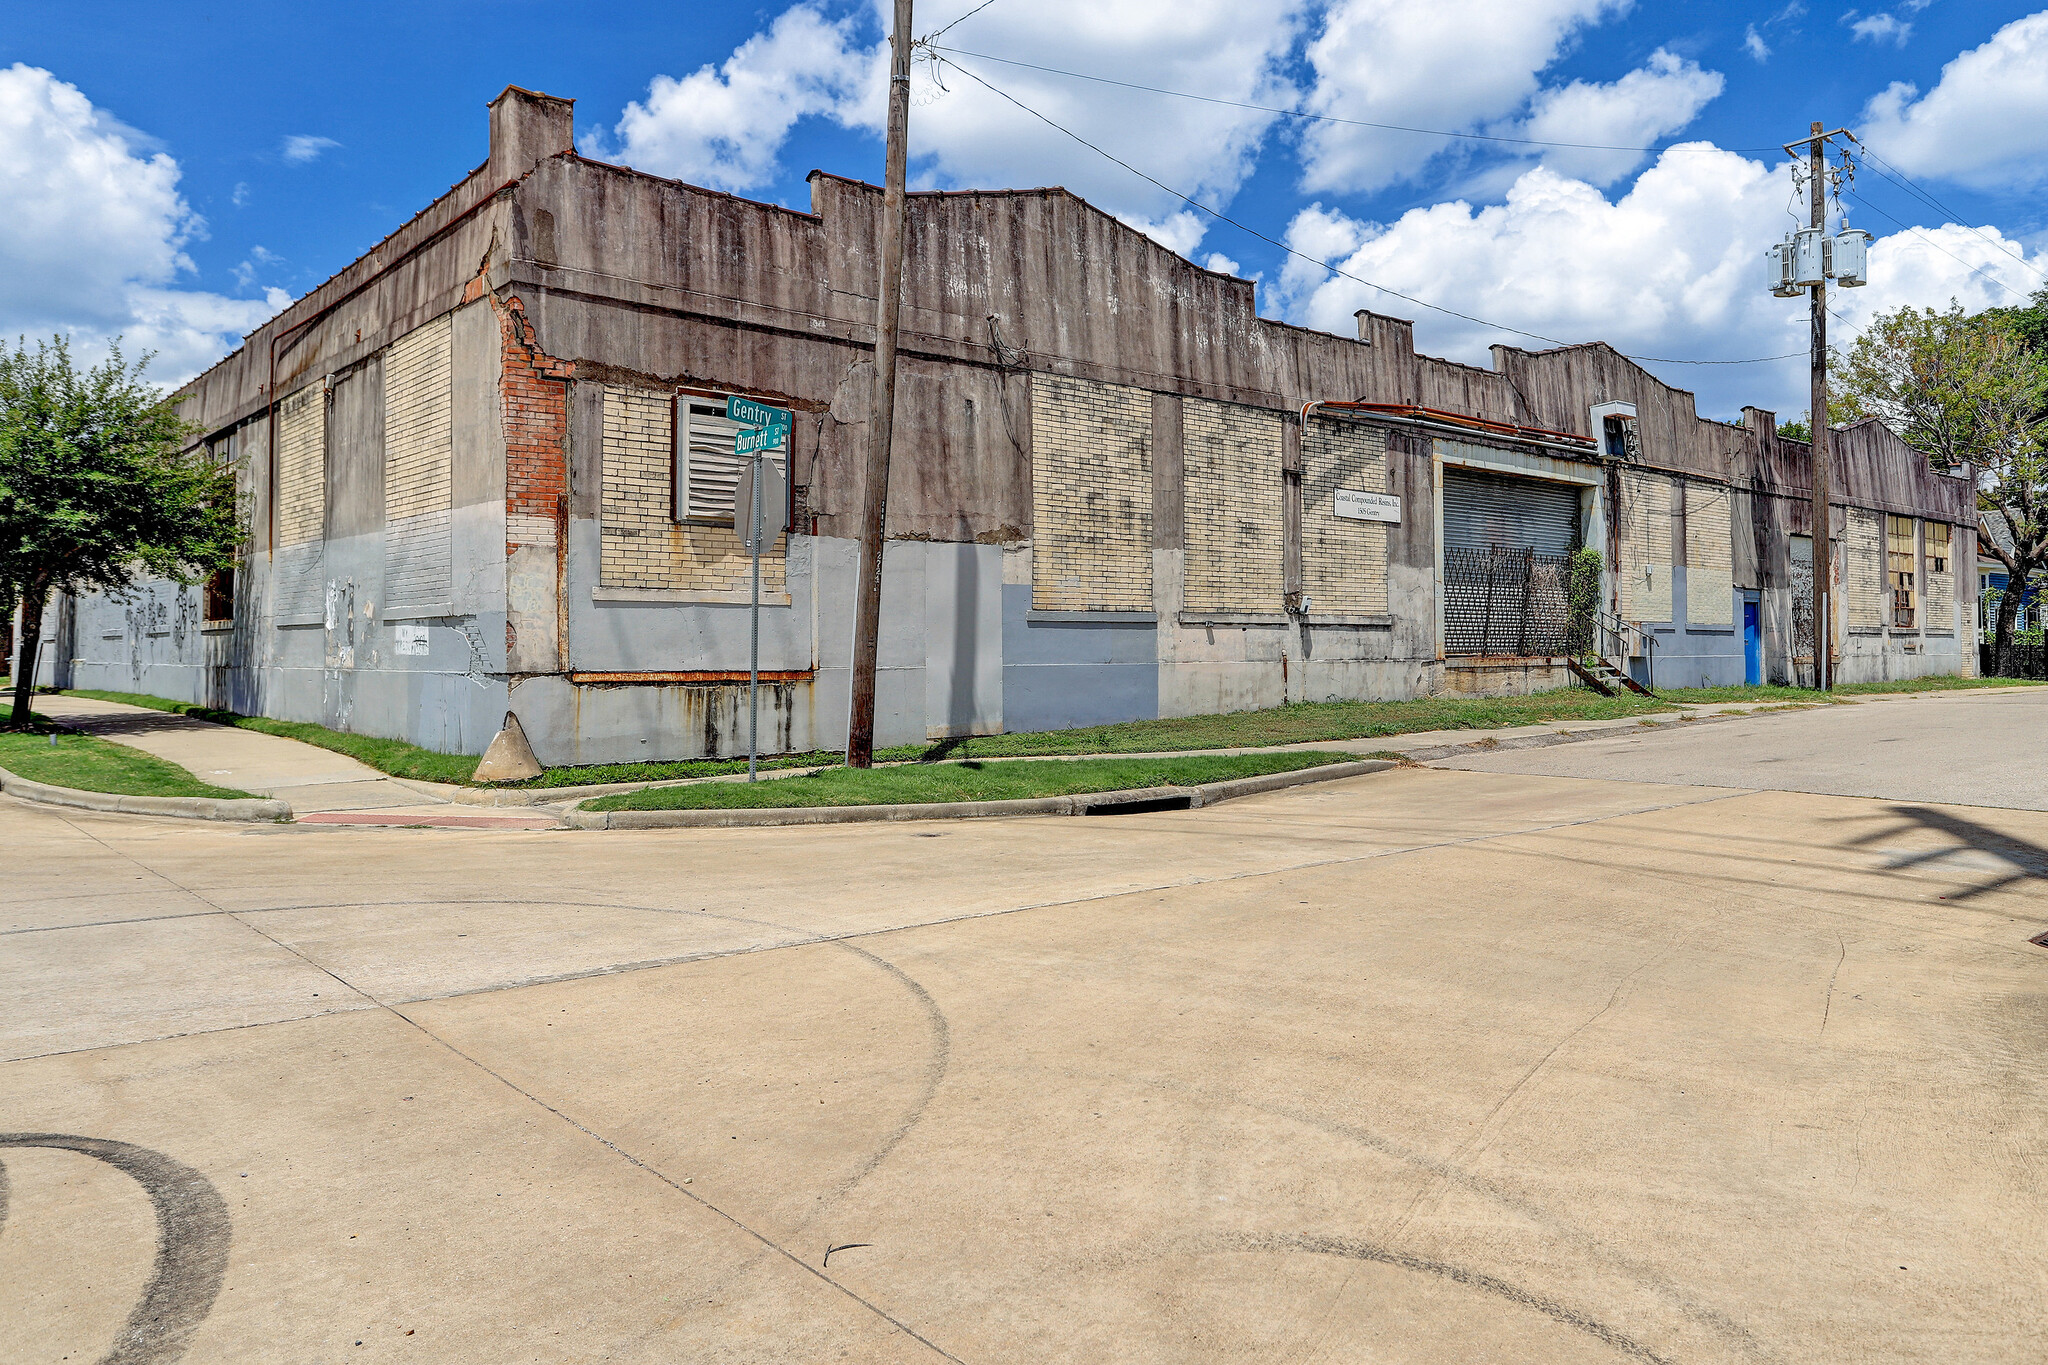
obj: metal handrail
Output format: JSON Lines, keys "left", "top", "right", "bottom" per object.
{"left": 1594, "top": 610, "right": 1658, "bottom": 692}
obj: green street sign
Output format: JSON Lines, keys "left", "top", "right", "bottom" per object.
{"left": 735, "top": 424, "right": 786, "bottom": 455}
{"left": 727, "top": 396, "right": 790, "bottom": 430}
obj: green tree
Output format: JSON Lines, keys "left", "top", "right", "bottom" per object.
{"left": 1832, "top": 302, "right": 2048, "bottom": 673}
{"left": 1, "top": 337, "right": 238, "bottom": 727}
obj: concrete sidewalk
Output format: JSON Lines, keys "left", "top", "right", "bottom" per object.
{"left": 30, "top": 695, "right": 559, "bottom": 828}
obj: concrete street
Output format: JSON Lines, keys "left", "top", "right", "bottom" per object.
{"left": 4, "top": 692, "right": 2045, "bottom": 1363}
{"left": 1435, "top": 687, "right": 2048, "bottom": 810}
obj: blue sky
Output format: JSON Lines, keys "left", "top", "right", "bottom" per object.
{"left": 4, "top": 1, "right": 2045, "bottom": 418}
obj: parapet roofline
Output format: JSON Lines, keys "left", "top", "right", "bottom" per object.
{"left": 569, "top": 152, "right": 822, "bottom": 221}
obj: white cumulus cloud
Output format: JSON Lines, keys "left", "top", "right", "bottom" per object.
{"left": 1859, "top": 11, "right": 2048, "bottom": 188}
{"left": 1515, "top": 48, "right": 1725, "bottom": 185}
{"left": 0, "top": 63, "right": 283, "bottom": 384}
{"left": 597, "top": 0, "right": 1304, "bottom": 261}
{"left": 595, "top": 4, "right": 869, "bottom": 193}
{"left": 1298, "top": 0, "right": 1628, "bottom": 193}
{"left": 894, "top": 0, "right": 1303, "bottom": 259}
{"left": 1743, "top": 24, "right": 1772, "bottom": 60}
{"left": 1278, "top": 144, "right": 2045, "bottom": 417}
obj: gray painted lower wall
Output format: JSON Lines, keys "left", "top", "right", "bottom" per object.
{"left": 1647, "top": 565, "right": 1748, "bottom": 690}
{"left": 43, "top": 518, "right": 1975, "bottom": 769}
{"left": 58, "top": 528, "right": 510, "bottom": 756}
{"left": 1001, "top": 584, "right": 1159, "bottom": 733}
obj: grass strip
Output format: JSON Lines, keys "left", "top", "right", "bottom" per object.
{"left": 58, "top": 688, "right": 481, "bottom": 785}
{"left": 863, "top": 692, "right": 1678, "bottom": 761}
{"left": 582, "top": 751, "right": 1359, "bottom": 811}
{"left": 0, "top": 717, "right": 258, "bottom": 800}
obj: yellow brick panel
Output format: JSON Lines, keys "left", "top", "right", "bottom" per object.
{"left": 1184, "top": 398, "right": 1283, "bottom": 614}
{"left": 1924, "top": 522, "right": 1954, "bottom": 632}
{"left": 1301, "top": 419, "right": 1388, "bottom": 616}
{"left": 276, "top": 385, "right": 325, "bottom": 546}
{"left": 1619, "top": 468, "right": 1672, "bottom": 622}
{"left": 601, "top": 385, "right": 784, "bottom": 595}
{"left": 1846, "top": 507, "right": 1885, "bottom": 628}
{"left": 1029, "top": 374, "right": 1153, "bottom": 611}
{"left": 1685, "top": 480, "right": 1734, "bottom": 627}
{"left": 385, "top": 315, "right": 454, "bottom": 607}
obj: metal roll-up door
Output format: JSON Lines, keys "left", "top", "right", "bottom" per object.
{"left": 1441, "top": 468, "right": 1581, "bottom": 655}
{"left": 1442, "top": 468, "right": 1580, "bottom": 553}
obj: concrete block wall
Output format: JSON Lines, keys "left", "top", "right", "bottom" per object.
{"left": 1027, "top": 374, "right": 1152, "bottom": 611}
{"left": 1183, "top": 398, "right": 1284, "bottom": 614}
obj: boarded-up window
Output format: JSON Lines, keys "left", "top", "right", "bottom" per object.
{"left": 1846, "top": 508, "right": 1885, "bottom": 629}
{"left": 1302, "top": 419, "right": 1389, "bottom": 616}
{"left": 385, "top": 315, "right": 454, "bottom": 610}
{"left": 1618, "top": 469, "right": 1672, "bottom": 622}
{"left": 277, "top": 386, "right": 325, "bottom": 545}
{"left": 1925, "top": 522, "right": 1953, "bottom": 634}
{"left": 1684, "top": 480, "right": 1734, "bottom": 627}
{"left": 1184, "top": 398, "right": 1283, "bottom": 614}
{"left": 1029, "top": 375, "right": 1152, "bottom": 611}
{"left": 1888, "top": 515, "right": 1917, "bottom": 629}
{"left": 599, "top": 385, "right": 783, "bottom": 597}
{"left": 676, "top": 397, "right": 783, "bottom": 522}
{"left": 274, "top": 383, "right": 326, "bottom": 620}
{"left": 204, "top": 429, "right": 238, "bottom": 623}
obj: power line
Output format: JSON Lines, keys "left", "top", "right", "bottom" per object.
{"left": 1852, "top": 146, "right": 2046, "bottom": 287}
{"left": 922, "top": 1, "right": 1000, "bottom": 45}
{"left": 928, "top": 51, "right": 1804, "bottom": 367}
{"left": 1842, "top": 189, "right": 2031, "bottom": 304}
{"left": 930, "top": 43, "right": 1784, "bottom": 156}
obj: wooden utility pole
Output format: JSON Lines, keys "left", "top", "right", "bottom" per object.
{"left": 847, "top": 0, "right": 913, "bottom": 767}
{"left": 1807, "top": 120, "right": 1833, "bottom": 691}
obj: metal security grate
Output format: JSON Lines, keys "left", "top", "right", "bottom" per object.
{"left": 1444, "top": 547, "right": 1572, "bottom": 655}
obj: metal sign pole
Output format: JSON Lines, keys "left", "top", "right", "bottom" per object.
{"left": 748, "top": 448, "right": 763, "bottom": 782}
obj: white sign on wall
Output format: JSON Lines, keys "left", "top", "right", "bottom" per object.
{"left": 394, "top": 624, "right": 430, "bottom": 656}
{"left": 1334, "top": 490, "right": 1401, "bottom": 523}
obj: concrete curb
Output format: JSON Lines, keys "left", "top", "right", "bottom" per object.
{"left": 0, "top": 765, "right": 294, "bottom": 823}
{"left": 565, "top": 759, "right": 1396, "bottom": 829}
{"left": 421, "top": 768, "right": 838, "bottom": 808}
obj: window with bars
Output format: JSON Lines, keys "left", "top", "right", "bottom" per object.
{"left": 1887, "top": 514, "right": 1916, "bottom": 629}
{"left": 673, "top": 395, "right": 785, "bottom": 522}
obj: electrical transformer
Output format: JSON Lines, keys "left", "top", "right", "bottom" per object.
{"left": 1832, "top": 228, "right": 1872, "bottom": 287}
{"left": 1766, "top": 239, "right": 1801, "bottom": 297}
{"left": 1793, "top": 227, "right": 1832, "bottom": 287}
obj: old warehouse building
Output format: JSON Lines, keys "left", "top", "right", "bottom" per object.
{"left": 20, "top": 87, "right": 1979, "bottom": 765}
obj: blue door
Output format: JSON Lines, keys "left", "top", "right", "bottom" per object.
{"left": 1742, "top": 600, "right": 1762, "bottom": 685}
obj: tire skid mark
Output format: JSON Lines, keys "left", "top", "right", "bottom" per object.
{"left": 1234, "top": 1231, "right": 1678, "bottom": 1364}
{"left": 1004, "top": 1063, "right": 1779, "bottom": 1365}
{"left": 0, "top": 1134, "right": 230, "bottom": 1365}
